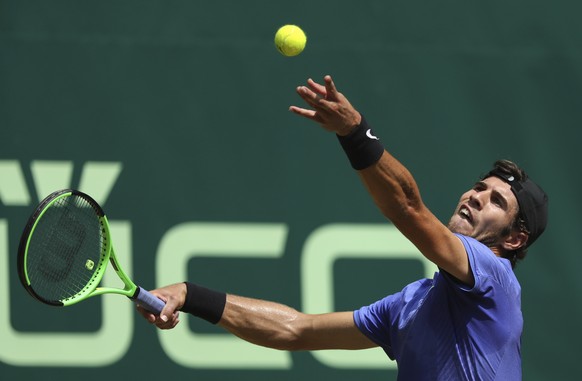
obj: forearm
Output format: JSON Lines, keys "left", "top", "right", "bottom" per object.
{"left": 218, "top": 295, "right": 305, "bottom": 351}
{"left": 217, "top": 295, "right": 374, "bottom": 351}
{"left": 141, "top": 285, "right": 375, "bottom": 350}
{"left": 358, "top": 151, "right": 425, "bottom": 223}
{"left": 356, "top": 150, "right": 465, "bottom": 275}
{"left": 335, "top": 115, "right": 424, "bottom": 222}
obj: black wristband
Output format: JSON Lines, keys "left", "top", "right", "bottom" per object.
{"left": 337, "top": 115, "right": 384, "bottom": 170}
{"left": 180, "top": 282, "right": 226, "bottom": 324}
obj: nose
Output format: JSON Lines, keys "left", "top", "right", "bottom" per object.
{"left": 469, "top": 191, "right": 484, "bottom": 210}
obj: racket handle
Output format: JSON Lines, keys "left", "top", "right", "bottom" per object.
{"left": 133, "top": 286, "right": 165, "bottom": 315}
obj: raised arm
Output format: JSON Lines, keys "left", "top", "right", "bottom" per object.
{"left": 290, "top": 75, "right": 472, "bottom": 285}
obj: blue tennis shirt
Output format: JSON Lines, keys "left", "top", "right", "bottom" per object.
{"left": 353, "top": 234, "right": 522, "bottom": 381}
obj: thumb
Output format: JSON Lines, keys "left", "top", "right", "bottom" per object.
{"left": 159, "top": 303, "right": 175, "bottom": 322}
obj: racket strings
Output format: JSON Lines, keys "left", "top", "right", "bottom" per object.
{"left": 26, "top": 195, "right": 107, "bottom": 303}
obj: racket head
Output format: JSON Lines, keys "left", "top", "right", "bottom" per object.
{"left": 17, "top": 189, "right": 111, "bottom": 306}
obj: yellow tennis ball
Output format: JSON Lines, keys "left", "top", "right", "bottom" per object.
{"left": 274, "top": 25, "right": 307, "bottom": 57}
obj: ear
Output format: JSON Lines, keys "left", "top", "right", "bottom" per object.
{"left": 501, "top": 230, "right": 529, "bottom": 251}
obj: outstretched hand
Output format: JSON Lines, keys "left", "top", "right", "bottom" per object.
{"left": 136, "top": 282, "right": 186, "bottom": 330}
{"left": 289, "top": 75, "right": 361, "bottom": 136}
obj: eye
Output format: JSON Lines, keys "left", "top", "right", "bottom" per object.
{"left": 473, "top": 182, "right": 486, "bottom": 192}
{"left": 491, "top": 195, "right": 506, "bottom": 209}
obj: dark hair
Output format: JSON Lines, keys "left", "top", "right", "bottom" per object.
{"left": 488, "top": 160, "right": 530, "bottom": 268}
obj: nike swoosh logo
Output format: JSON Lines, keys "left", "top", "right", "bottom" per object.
{"left": 366, "top": 129, "right": 379, "bottom": 140}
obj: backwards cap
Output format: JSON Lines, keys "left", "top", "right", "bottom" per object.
{"left": 484, "top": 168, "right": 548, "bottom": 247}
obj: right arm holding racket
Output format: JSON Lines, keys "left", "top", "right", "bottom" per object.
{"left": 138, "top": 283, "right": 376, "bottom": 351}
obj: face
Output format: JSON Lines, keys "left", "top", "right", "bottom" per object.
{"left": 448, "top": 176, "right": 520, "bottom": 248}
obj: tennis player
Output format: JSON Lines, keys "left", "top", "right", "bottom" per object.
{"left": 138, "top": 75, "right": 548, "bottom": 380}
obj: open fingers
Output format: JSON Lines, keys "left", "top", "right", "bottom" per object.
{"left": 292, "top": 84, "right": 339, "bottom": 120}
{"left": 323, "top": 75, "right": 339, "bottom": 101}
{"left": 289, "top": 105, "right": 320, "bottom": 122}
{"left": 296, "top": 85, "right": 320, "bottom": 106}
{"left": 306, "top": 78, "right": 327, "bottom": 97}
{"left": 304, "top": 76, "right": 339, "bottom": 105}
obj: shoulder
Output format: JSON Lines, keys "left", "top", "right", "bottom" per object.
{"left": 452, "top": 234, "right": 520, "bottom": 296}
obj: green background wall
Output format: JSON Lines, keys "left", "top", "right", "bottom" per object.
{"left": 1, "top": 1, "right": 580, "bottom": 380}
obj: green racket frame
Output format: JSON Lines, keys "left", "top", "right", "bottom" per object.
{"left": 17, "top": 189, "right": 164, "bottom": 313}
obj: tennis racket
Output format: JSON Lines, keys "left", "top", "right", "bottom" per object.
{"left": 17, "top": 189, "right": 164, "bottom": 314}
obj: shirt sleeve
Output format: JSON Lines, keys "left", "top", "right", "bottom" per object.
{"left": 451, "top": 234, "right": 519, "bottom": 297}
{"left": 353, "top": 278, "right": 434, "bottom": 360}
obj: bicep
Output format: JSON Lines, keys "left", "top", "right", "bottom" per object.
{"left": 396, "top": 208, "right": 473, "bottom": 286}
{"left": 299, "top": 311, "right": 378, "bottom": 350}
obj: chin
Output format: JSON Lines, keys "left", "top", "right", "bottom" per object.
{"left": 447, "top": 218, "right": 472, "bottom": 236}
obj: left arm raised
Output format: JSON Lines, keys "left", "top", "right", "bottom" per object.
{"left": 291, "top": 75, "right": 472, "bottom": 285}
{"left": 356, "top": 151, "right": 472, "bottom": 285}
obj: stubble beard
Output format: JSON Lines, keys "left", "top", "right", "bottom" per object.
{"left": 447, "top": 216, "right": 506, "bottom": 249}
